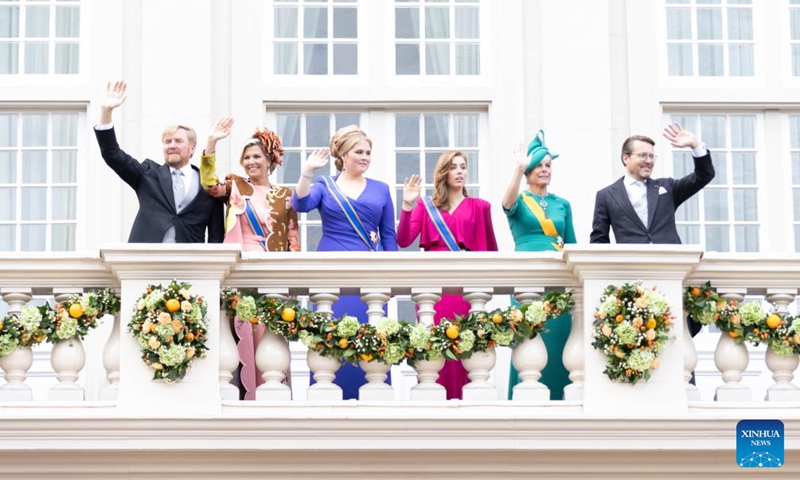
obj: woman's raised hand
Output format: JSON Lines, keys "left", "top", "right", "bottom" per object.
{"left": 402, "top": 174, "right": 422, "bottom": 207}
{"left": 304, "top": 148, "right": 331, "bottom": 170}
{"left": 209, "top": 116, "right": 234, "bottom": 142}
{"left": 512, "top": 142, "right": 528, "bottom": 172}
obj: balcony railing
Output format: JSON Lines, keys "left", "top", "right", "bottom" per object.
{"left": 0, "top": 245, "right": 798, "bottom": 476}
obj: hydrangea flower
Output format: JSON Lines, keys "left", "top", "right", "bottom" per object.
{"left": 409, "top": 324, "right": 431, "bottom": 350}
{"left": 627, "top": 349, "right": 656, "bottom": 373}
{"left": 376, "top": 317, "right": 400, "bottom": 336}
{"left": 235, "top": 296, "right": 257, "bottom": 321}
{"left": 0, "top": 334, "right": 17, "bottom": 357}
{"left": 459, "top": 330, "right": 475, "bottom": 353}
{"left": 158, "top": 344, "right": 187, "bottom": 367}
{"left": 493, "top": 330, "right": 514, "bottom": 346}
{"left": 770, "top": 340, "right": 794, "bottom": 358}
{"left": 79, "top": 293, "right": 99, "bottom": 318}
{"left": 738, "top": 302, "right": 766, "bottom": 326}
{"left": 56, "top": 317, "right": 79, "bottom": 339}
{"left": 524, "top": 302, "right": 547, "bottom": 326}
{"left": 19, "top": 306, "right": 42, "bottom": 332}
{"left": 146, "top": 290, "right": 165, "bottom": 311}
{"left": 643, "top": 289, "right": 669, "bottom": 318}
{"left": 614, "top": 322, "right": 637, "bottom": 345}
{"left": 337, "top": 315, "right": 360, "bottom": 338}
{"left": 383, "top": 344, "right": 405, "bottom": 364}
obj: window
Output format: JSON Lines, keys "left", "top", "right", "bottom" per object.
{"left": 665, "top": 0, "right": 753, "bottom": 77}
{"left": 273, "top": 0, "right": 358, "bottom": 75}
{"left": 671, "top": 113, "right": 759, "bottom": 252}
{"left": 272, "top": 111, "right": 364, "bottom": 251}
{"left": 393, "top": 112, "right": 481, "bottom": 250}
{"left": 0, "top": 111, "right": 78, "bottom": 252}
{"left": 789, "top": 116, "right": 800, "bottom": 251}
{"left": 394, "top": 0, "right": 480, "bottom": 76}
{"left": 791, "top": 0, "right": 800, "bottom": 75}
{"left": 0, "top": 0, "right": 81, "bottom": 75}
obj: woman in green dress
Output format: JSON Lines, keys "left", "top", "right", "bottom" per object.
{"left": 501, "top": 130, "right": 576, "bottom": 400}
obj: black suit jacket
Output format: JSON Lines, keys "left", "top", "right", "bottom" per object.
{"left": 590, "top": 151, "right": 715, "bottom": 245}
{"left": 95, "top": 127, "right": 224, "bottom": 243}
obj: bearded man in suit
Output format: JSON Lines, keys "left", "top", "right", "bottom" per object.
{"left": 94, "top": 81, "right": 224, "bottom": 243}
{"left": 590, "top": 123, "right": 714, "bottom": 245}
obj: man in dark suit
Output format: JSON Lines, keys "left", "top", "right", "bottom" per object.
{"left": 590, "top": 123, "right": 715, "bottom": 245}
{"left": 94, "top": 81, "right": 224, "bottom": 243}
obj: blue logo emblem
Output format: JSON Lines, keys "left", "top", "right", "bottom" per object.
{"left": 737, "top": 419, "right": 784, "bottom": 468}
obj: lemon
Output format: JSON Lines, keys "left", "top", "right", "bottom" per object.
{"left": 68, "top": 303, "right": 84, "bottom": 318}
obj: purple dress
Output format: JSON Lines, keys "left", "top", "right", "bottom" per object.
{"left": 397, "top": 197, "right": 498, "bottom": 399}
{"left": 293, "top": 176, "right": 398, "bottom": 399}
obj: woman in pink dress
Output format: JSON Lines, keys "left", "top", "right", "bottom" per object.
{"left": 201, "top": 117, "right": 300, "bottom": 399}
{"left": 397, "top": 150, "right": 498, "bottom": 399}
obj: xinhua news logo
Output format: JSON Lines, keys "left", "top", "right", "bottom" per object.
{"left": 736, "top": 419, "right": 784, "bottom": 468}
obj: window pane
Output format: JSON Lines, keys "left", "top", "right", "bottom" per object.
{"left": 667, "top": 44, "right": 692, "bottom": 76}
{"left": 22, "top": 114, "right": 47, "bottom": 147}
{"left": 395, "top": 152, "right": 419, "bottom": 184}
{"left": 55, "top": 6, "right": 80, "bottom": 38}
{"left": 677, "top": 225, "right": 700, "bottom": 244}
{"left": 23, "top": 41, "right": 48, "bottom": 74}
{"left": 795, "top": 225, "right": 800, "bottom": 252}
{"left": 454, "top": 114, "right": 478, "bottom": 147}
{"left": 333, "top": 7, "right": 357, "bottom": 39}
{"left": 793, "top": 153, "right": 800, "bottom": 184}
{"left": 425, "top": 43, "right": 449, "bottom": 74}
{"left": 0, "top": 224, "right": 13, "bottom": 251}
{"left": 791, "top": 117, "right": 800, "bottom": 148}
{"left": 277, "top": 150, "right": 301, "bottom": 185}
{"left": 792, "top": 10, "right": 800, "bottom": 40}
{"left": 306, "top": 115, "right": 330, "bottom": 148}
{"left": 22, "top": 150, "right": 46, "bottom": 183}
{"left": 0, "top": 6, "right": 20, "bottom": 38}
{"left": 673, "top": 152, "right": 693, "bottom": 178}
{"left": 729, "top": 116, "right": 754, "bottom": 148}
{"left": 274, "top": 43, "right": 298, "bottom": 74}
{"left": 727, "top": 8, "right": 752, "bottom": 40}
{"left": 0, "top": 114, "right": 17, "bottom": 147}
{"left": 333, "top": 43, "right": 357, "bottom": 74}
{"left": 705, "top": 224, "right": 730, "bottom": 252}
{"left": 731, "top": 153, "right": 755, "bottom": 185}
{"left": 335, "top": 113, "right": 360, "bottom": 130}
{"left": 21, "top": 187, "right": 46, "bottom": 220}
{"left": 425, "top": 8, "right": 449, "bottom": 39}
{"left": 54, "top": 43, "right": 79, "bottom": 74}
{"left": 455, "top": 7, "right": 478, "bottom": 39}
{"left": 277, "top": 114, "right": 301, "bottom": 147}
{"left": 697, "top": 8, "right": 722, "bottom": 40}
{"left": 704, "top": 189, "right": 728, "bottom": 221}
{"left": 275, "top": 8, "right": 298, "bottom": 38}
{"left": 303, "top": 43, "right": 327, "bottom": 74}
{"left": 52, "top": 151, "right": 76, "bottom": 183}
{"left": 396, "top": 44, "right": 420, "bottom": 75}
{"left": 0, "top": 151, "right": 14, "bottom": 183}
{"left": 732, "top": 188, "right": 756, "bottom": 221}
{"left": 425, "top": 151, "right": 443, "bottom": 180}
{"left": 21, "top": 224, "right": 45, "bottom": 251}
{"left": 455, "top": 43, "right": 479, "bottom": 75}
{"left": 303, "top": 7, "right": 328, "bottom": 39}
{"left": 0, "top": 43, "right": 19, "bottom": 74}
{"left": 666, "top": 9, "right": 691, "bottom": 40}
{"left": 793, "top": 189, "right": 800, "bottom": 221}
{"left": 306, "top": 225, "right": 322, "bottom": 252}
{"left": 698, "top": 44, "right": 723, "bottom": 76}
{"left": 676, "top": 195, "right": 699, "bottom": 221}
{"left": 462, "top": 150, "right": 478, "bottom": 182}
{"left": 734, "top": 225, "right": 758, "bottom": 252}
{"left": 395, "top": 8, "right": 420, "bottom": 39}
{"left": 794, "top": 45, "right": 800, "bottom": 77}
{"left": 424, "top": 115, "right": 449, "bottom": 147}
{"left": 0, "top": 187, "right": 15, "bottom": 220}
{"left": 52, "top": 187, "right": 75, "bottom": 220}
{"left": 53, "top": 114, "right": 77, "bottom": 147}
{"left": 396, "top": 115, "right": 420, "bottom": 147}
{"left": 700, "top": 116, "right": 726, "bottom": 149}
{"left": 51, "top": 224, "right": 75, "bottom": 252}
{"left": 25, "top": 6, "right": 49, "bottom": 38}
{"left": 728, "top": 44, "right": 753, "bottom": 76}
{"left": 709, "top": 153, "right": 727, "bottom": 185}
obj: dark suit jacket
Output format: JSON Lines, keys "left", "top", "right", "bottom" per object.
{"left": 590, "top": 151, "right": 715, "bottom": 245}
{"left": 95, "top": 127, "right": 224, "bottom": 243}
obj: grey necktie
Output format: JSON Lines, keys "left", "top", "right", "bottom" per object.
{"left": 173, "top": 170, "right": 185, "bottom": 209}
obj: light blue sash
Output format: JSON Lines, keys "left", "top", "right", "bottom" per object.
{"left": 322, "top": 176, "right": 382, "bottom": 251}
{"left": 421, "top": 196, "right": 460, "bottom": 251}
{"left": 243, "top": 199, "right": 268, "bottom": 251}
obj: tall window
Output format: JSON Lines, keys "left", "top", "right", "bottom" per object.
{"left": 394, "top": 0, "right": 480, "bottom": 76}
{"left": 272, "top": 111, "right": 363, "bottom": 251}
{"left": 791, "top": 0, "right": 800, "bottom": 76}
{"left": 665, "top": 0, "right": 753, "bottom": 77}
{"left": 393, "top": 112, "right": 480, "bottom": 250}
{"left": 790, "top": 116, "right": 800, "bottom": 251}
{"left": 0, "top": 111, "right": 78, "bottom": 252}
{"left": 0, "top": 0, "right": 81, "bottom": 75}
{"left": 671, "top": 113, "right": 759, "bottom": 252}
{"left": 273, "top": 0, "right": 358, "bottom": 75}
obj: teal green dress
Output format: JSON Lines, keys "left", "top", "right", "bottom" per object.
{"left": 504, "top": 191, "right": 576, "bottom": 400}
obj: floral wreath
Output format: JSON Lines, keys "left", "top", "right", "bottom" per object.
{"left": 219, "top": 288, "right": 573, "bottom": 366}
{"left": 0, "top": 305, "right": 46, "bottom": 358}
{"left": 129, "top": 280, "right": 208, "bottom": 384}
{"left": 592, "top": 281, "right": 673, "bottom": 384}
{"left": 685, "top": 282, "right": 800, "bottom": 358}
{"left": 40, "top": 288, "right": 121, "bottom": 343}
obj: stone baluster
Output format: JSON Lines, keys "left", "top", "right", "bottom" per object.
{"left": 461, "top": 288, "right": 496, "bottom": 401}
{"left": 0, "top": 288, "right": 34, "bottom": 401}
{"left": 714, "top": 289, "right": 751, "bottom": 402}
{"left": 256, "top": 288, "right": 292, "bottom": 401}
{"left": 410, "top": 288, "right": 445, "bottom": 401}
{"left": 100, "top": 288, "right": 121, "bottom": 401}
{"left": 683, "top": 310, "right": 701, "bottom": 401}
{"left": 764, "top": 290, "right": 800, "bottom": 402}
{"left": 307, "top": 288, "right": 342, "bottom": 401}
{"left": 562, "top": 287, "right": 584, "bottom": 402}
{"left": 510, "top": 288, "right": 549, "bottom": 401}
{"left": 359, "top": 288, "right": 393, "bottom": 401}
{"left": 218, "top": 302, "right": 241, "bottom": 401}
{"left": 49, "top": 289, "right": 87, "bottom": 401}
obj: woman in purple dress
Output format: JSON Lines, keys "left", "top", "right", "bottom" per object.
{"left": 293, "top": 125, "right": 397, "bottom": 399}
{"left": 397, "top": 151, "right": 498, "bottom": 399}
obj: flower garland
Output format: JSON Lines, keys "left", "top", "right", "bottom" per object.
{"left": 128, "top": 280, "right": 208, "bottom": 384}
{"left": 0, "top": 305, "right": 46, "bottom": 358}
{"left": 40, "top": 288, "right": 121, "bottom": 343}
{"left": 592, "top": 281, "right": 673, "bottom": 384}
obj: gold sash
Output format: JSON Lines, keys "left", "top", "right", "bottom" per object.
{"left": 521, "top": 193, "right": 563, "bottom": 251}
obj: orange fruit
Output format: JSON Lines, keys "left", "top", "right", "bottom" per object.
{"left": 766, "top": 314, "right": 782, "bottom": 330}
{"left": 359, "top": 353, "right": 374, "bottom": 362}
{"left": 690, "top": 287, "right": 701, "bottom": 297}
{"left": 338, "top": 338, "right": 349, "bottom": 349}
{"left": 728, "top": 331, "right": 739, "bottom": 338}
{"left": 645, "top": 318, "right": 657, "bottom": 330}
{"left": 445, "top": 325, "right": 460, "bottom": 340}
{"left": 165, "top": 299, "right": 181, "bottom": 313}
{"left": 491, "top": 313, "right": 503, "bottom": 324}
{"left": 248, "top": 317, "right": 259, "bottom": 324}
{"left": 68, "top": 303, "right": 84, "bottom": 318}
{"left": 281, "top": 307, "right": 296, "bottom": 322}
{"left": 185, "top": 332, "right": 195, "bottom": 342}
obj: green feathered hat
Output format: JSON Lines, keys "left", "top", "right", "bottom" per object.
{"left": 525, "top": 129, "right": 559, "bottom": 174}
